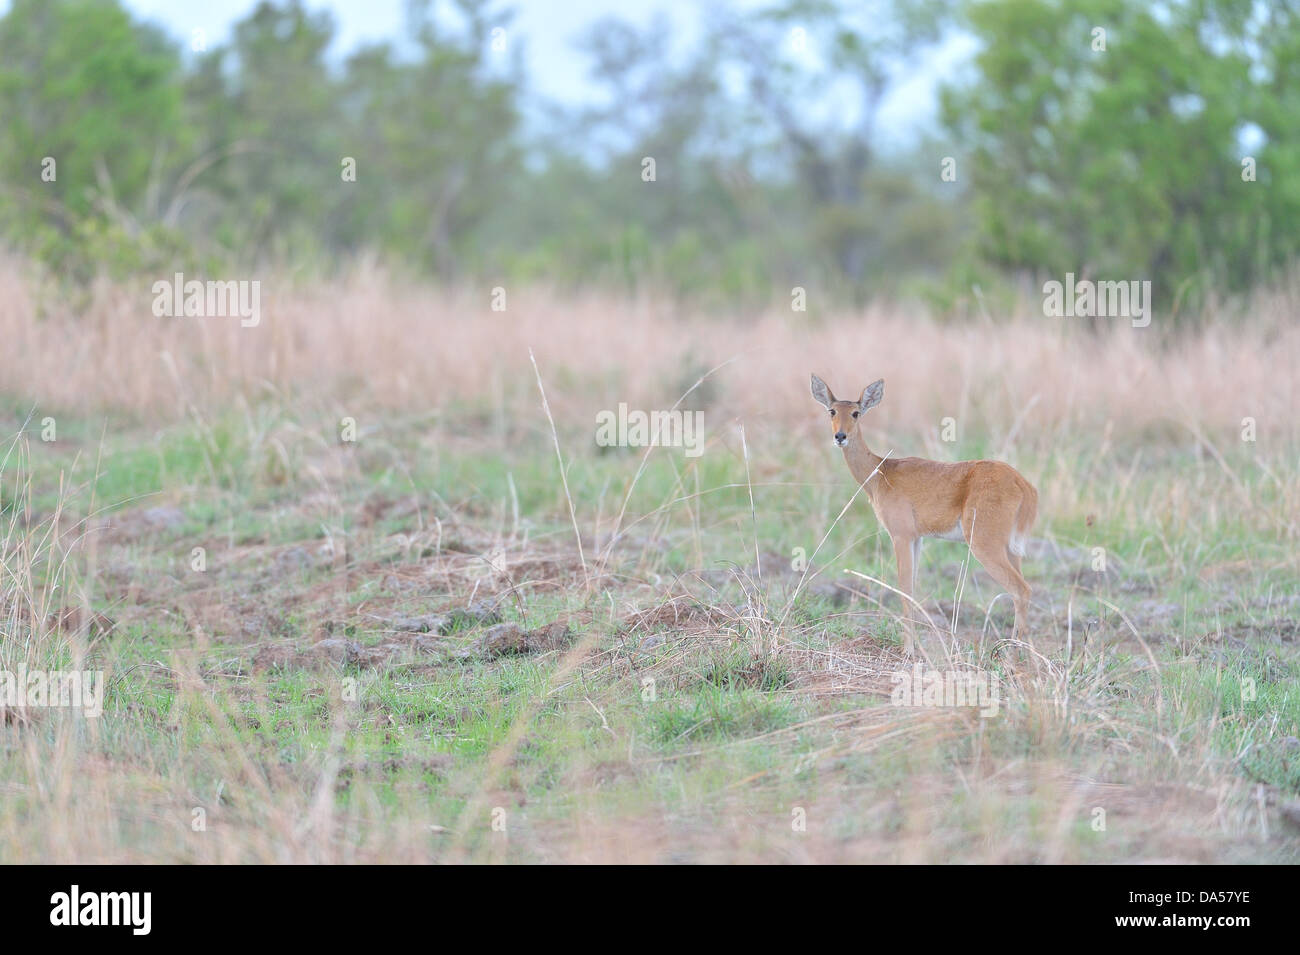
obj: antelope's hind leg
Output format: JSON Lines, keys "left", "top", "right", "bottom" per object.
{"left": 966, "top": 509, "right": 1032, "bottom": 646}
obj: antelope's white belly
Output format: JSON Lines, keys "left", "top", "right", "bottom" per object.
{"left": 921, "top": 521, "right": 1028, "bottom": 555}
{"left": 928, "top": 521, "right": 966, "bottom": 542}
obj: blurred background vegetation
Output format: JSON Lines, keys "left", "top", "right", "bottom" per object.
{"left": 0, "top": 0, "right": 1296, "bottom": 313}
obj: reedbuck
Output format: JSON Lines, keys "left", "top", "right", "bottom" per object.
{"left": 810, "top": 375, "right": 1037, "bottom": 652}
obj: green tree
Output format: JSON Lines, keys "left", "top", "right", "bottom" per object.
{"left": 0, "top": 0, "right": 187, "bottom": 278}
{"left": 182, "top": 1, "right": 344, "bottom": 265}
{"left": 341, "top": 0, "right": 523, "bottom": 276}
{"left": 943, "top": 0, "right": 1300, "bottom": 308}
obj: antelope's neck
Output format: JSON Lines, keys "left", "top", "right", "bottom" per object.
{"left": 842, "top": 436, "right": 885, "bottom": 495}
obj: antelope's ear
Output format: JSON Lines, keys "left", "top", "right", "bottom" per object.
{"left": 810, "top": 374, "right": 835, "bottom": 409}
{"left": 858, "top": 379, "right": 884, "bottom": 412}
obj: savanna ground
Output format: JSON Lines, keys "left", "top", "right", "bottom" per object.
{"left": 1, "top": 262, "right": 1298, "bottom": 863}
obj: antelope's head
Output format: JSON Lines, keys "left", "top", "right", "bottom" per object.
{"left": 809, "top": 374, "right": 883, "bottom": 448}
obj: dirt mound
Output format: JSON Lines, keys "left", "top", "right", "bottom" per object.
{"left": 621, "top": 599, "right": 739, "bottom": 634}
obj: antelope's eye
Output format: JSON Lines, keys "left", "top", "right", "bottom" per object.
{"left": 828, "top": 409, "right": 835, "bottom": 417}
{"left": 852, "top": 411, "right": 860, "bottom": 419}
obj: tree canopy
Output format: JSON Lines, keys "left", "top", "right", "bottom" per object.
{"left": 0, "top": 0, "right": 1294, "bottom": 315}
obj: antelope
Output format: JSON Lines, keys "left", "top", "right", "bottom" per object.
{"left": 810, "top": 374, "right": 1037, "bottom": 653}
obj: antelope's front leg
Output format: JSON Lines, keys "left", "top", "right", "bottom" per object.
{"left": 892, "top": 534, "right": 918, "bottom": 654}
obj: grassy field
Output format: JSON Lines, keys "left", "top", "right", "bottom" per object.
{"left": 1, "top": 265, "right": 1297, "bottom": 862}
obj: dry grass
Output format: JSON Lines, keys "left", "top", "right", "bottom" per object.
{"left": 3, "top": 257, "right": 1296, "bottom": 450}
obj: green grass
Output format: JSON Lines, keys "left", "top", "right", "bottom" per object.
{"left": 1, "top": 404, "right": 1296, "bottom": 862}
